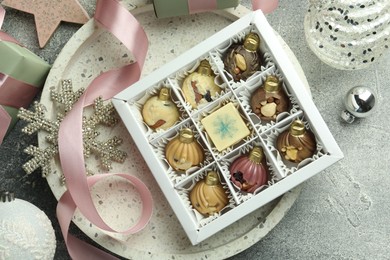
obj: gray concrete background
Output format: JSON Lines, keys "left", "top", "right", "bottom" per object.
{"left": 1, "top": 0, "right": 389, "bottom": 259}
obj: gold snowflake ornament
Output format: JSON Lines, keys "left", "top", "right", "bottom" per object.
{"left": 18, "top": 80, "right": 127, "bottom": 179}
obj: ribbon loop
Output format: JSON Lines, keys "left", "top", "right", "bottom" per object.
{"left": 57, "top": 0, "right": 152, "bottom": 259}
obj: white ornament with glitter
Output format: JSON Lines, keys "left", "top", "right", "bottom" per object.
{"left": 304, "top": 0, "right": 390, "bottom": 70}
{"left": 0, "top": 192, "right": 56, "bottom": 260}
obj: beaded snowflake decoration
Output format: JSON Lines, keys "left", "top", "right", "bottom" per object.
{"left": 18, "top": 79, "right": 127, "bottom": 181}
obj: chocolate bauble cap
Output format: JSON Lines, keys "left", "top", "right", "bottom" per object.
{"left": 158, "top": 87, "right": 170, "bottom": 101}
{"left": 197, "top": 60, "right": 213, "bottom": 76}
{"left": 249, "top": 146, "right": 264, "bottom": 164}
{"left": 243, "top": 32, "right": 260, "bottom": 52}
{"left": 264, "top": 75, "right": 280, "bottom": 92}
{"left": 179, "top": 128, "right": 194, "bottom": 143}
{"left": 290, "top": 120, "right": 306, "bottom": 136}
{"left": 205, "top": 171, "right": 219, "bottom": 185}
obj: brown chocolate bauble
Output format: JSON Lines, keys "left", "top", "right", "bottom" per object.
{"left": 224, "top": 32, "right": 262, "bottom": 82}
{"left": 251, "top": 75, "right": 290, "bottom": 121}
{"left": 276, "top": 120, "right": 316, "bottom": 163}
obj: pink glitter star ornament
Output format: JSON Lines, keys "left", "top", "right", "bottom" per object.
{"left": 2, "top": 0, "right": 89, "bottom": 48}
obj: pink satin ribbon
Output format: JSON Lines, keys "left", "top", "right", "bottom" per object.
{"left": 57, "top": 174, "right": 153, "bottom": 260}
{"left": 57, "top": 0, "right": 152, "bottom": 259}
{"left": 0, "top": 5, "right": 39, "bottom": 144}
{"left": 0, "top": 5, "right": 19, "bottom": 44}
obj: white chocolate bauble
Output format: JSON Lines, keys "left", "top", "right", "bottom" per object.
{"left": 142, "top": 96, "right": 180, "bottom": 130}
{"left": 182, "top": 72, "right": 221, "bottom": 109}
{"left": 0, "top": 197, "right": 56, "bottom": 260}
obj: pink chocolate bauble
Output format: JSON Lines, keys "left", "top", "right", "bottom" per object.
{"left": 230, "top": 147, "right": 268, "bottom": 193}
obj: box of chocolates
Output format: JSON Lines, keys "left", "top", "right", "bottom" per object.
{"left": 113, "top": 10, "right": 343, "bottom": 245}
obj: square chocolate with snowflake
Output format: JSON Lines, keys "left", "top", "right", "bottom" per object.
{"left": 201, "top": 102, "right": 250, "bottom": 151}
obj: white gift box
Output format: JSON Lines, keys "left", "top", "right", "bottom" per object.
{"left": 113, "top": 10, "right": 343, "bottom": 245}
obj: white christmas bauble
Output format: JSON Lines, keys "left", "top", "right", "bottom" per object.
{"left": 0, "top": 192, "right": 56, "bottom": 260}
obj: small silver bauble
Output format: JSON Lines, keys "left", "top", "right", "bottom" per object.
{"left": 341, "top": 86, "right": 377, "bottom": 123}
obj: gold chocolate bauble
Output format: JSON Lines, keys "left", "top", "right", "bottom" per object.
{"left": 182, "top": 60, "right": 221, "bottom": 109}
{"left": 190, "top": 171, "right": 229, "bottom": 216}
{"left": 250, "top": 75, "right": 290, "bottom": 121}
{"left": 165, "top": 128, "right": 204, "bottom": 171}
{"left": 276, "top": 120, "right": 316, "bottom": 163}
{"left": 224, "top": 32, "right": 262, "bottom": 82}
{"left": 142, "top": 87, "right": 180, "bottom": 130}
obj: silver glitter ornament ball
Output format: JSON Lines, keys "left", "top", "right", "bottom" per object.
{"left": 341, "top": 85, "right": 377, "bottom": 123}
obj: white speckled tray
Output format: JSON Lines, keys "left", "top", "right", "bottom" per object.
{"left": 40, "top": 3, "right": 307, "bottom": 259}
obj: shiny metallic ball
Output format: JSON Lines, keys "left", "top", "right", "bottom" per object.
{"left": 341, "top": 85, "right": 377, "bottom": 123}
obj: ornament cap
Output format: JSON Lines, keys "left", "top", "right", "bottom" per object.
{"left": 290, "top": 120, "right": 306, "bottom": 136}
{"left": 249, "top": 146, "right": 264, "bottom": 164}
{"left": 197, "top": 60, "right": 213, "bottom": 76}
{"left": 264, "top": 75, "right": 280, "bottom": 92}
{"left": 205, "top": 171, "right": 219, "bottom": 186}
{"left": 179, "top": 128, "right": 194, "bottom": 143}
{"left": 243, "top": 32, "right": 260, "bottom": 52}
{"left": 1, "top": 191, "right": 15, "bottom": 202}
{"left": 158, "top": 87, "right": 170, "bottom": 101}
{"left": 341, "top": 110, "right": 355, "bottom": 123}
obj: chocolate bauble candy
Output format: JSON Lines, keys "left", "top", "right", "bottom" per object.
{"left": 182, "top": 60, "right": 221, "bottom": 109}
{"left": 142, "top": 87, "right": 180, "bottom": 130}
{"left": 165, "top": 128, "right": 204, "bottom": 171}
{"left": 276, "top": 120, "right": 316, "bottom": 163}
{"left": 224, "top": 32, "right": 262, "bottom": 82}
{"left": 190, "top": 171, "right": 229, "bottom": 215}
{"left": 251, "top": 75, "right": 290, "bottom": 121}
{"left": 230, "top": 146, "right": 268, "bottom": 193}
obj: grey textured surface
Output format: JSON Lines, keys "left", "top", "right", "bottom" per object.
{"left": 1, "top": 0, "right": 389, "bottom": 259}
